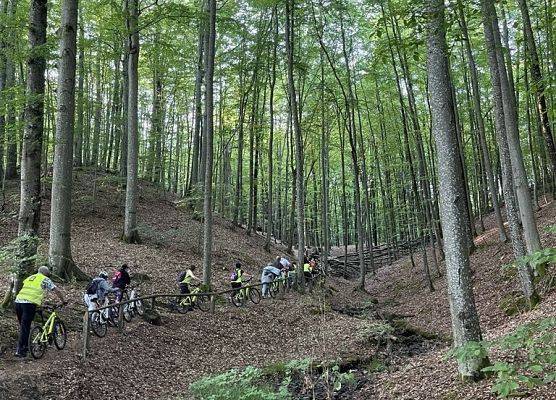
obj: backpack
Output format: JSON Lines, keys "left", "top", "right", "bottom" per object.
{"left": 177, "top": 271, "right": 187, "bottom": 283}
{"left": 230, "top": 271, "right": 238, "bottom": 281}
{"left": 112, "top": 271, "right": 122, "bottom": 286}
{"left": 86, "top": 278, "right": 99, "bottom": 295}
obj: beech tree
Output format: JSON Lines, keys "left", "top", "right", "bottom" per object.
{"left": 426, "top": 0, "right": 487, "bottom": 378}
{"left": 48, "top": 0, "right": 84, "bottom": 280}
{"left": 15, "top": 0, "right": 48, "bottom": 295}
{"left": 202, "top": 0, "right": 216, "bottom": 286}
{"left": 123, "top": 0, "right": 140, "bottom": 244}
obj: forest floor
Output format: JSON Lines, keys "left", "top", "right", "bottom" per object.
{"left": 0, "top": 169, "right": 555, "bottom": 400}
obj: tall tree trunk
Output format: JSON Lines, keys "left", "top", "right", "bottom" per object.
{"left": 319, "top": 48, "right": 330, "bottom": 274}
{"left": 91, "top": 59, "right": 101, "bottom": 168}
{"left": 49, "top": 0, "right": 86, "bottom": 281}
{"left": 123, "top": 0, "right": 139, "bottom": 243}
{"left": 120, "top": 44, "right": 129, "bottom": 178}
{"left": 285, "top": 0, "right": 305, "bottom": 286}
{"left": 0, "top": 0, "right": 7, "bottom": 202}
{"left": 456, "top": 0, "right": 506, "bottom": 243}
{"left": 264, "top": 8, "right": 277, "bottom": 252}
{"left": 189, "top": 26, "right": 204, "bottom": 192}
{"left": 481, "top": 0, "right": 543, "bottom": 259}
{"left": 202, "top": 0, "right": 216, "bottom": 287}
{"left": 426, "top": 0, "right": 487, "bottom": 379}
{"left": 481, "top": 0, "right": 539, "bottom": 304}
{"left": 15, "top": 0, "right": 48, "bottom": 296}
{"left": 74, "top": 13, "right": 84, "bottom": 167}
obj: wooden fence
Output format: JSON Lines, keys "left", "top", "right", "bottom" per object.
{"left": 81, "top": 279, "right": 287, "bottom": 359}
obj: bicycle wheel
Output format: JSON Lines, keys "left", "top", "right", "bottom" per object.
{"left": 249, "top": 288, "right": 261, "bottom": 304}
{"left": 90, "top": 311, "right": 107, "bottom": 338}
{"left": 269, "top": 282, "right": 280, "bottom": 298}
{"left": 53, "top": 319, "right": 67, "bottom": 350}
{"left": 135, "top": 299, "right": 144, "bottom": 316}
{"left": 231, "top": 292, "right": 243, "bottom": 307}
{"left": 123, "top": 303, "right": 133, "bottom": 322}
{"left": 108, "top": 305, "right": 119, "bottom": 326}
{"left": 195, "top": 295, "right": 210, "bottom": 312}
{"left": 176, "top": 297, "right": 190, "bottom": 314}
{"left": 29, "top": 326, "right": 46, "bottom": 359}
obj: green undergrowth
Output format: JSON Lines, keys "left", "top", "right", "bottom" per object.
{"left": 187, "top": 358, "right": 356, "bottom": 400}
{"left": 449, "top": 317, "right": 556, "bottom": 398}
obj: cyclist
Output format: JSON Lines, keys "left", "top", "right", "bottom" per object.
{"left": 178, "top": 265, "right": 200, "bottom": 295}
{"left": 309, "top": 259, "right": 318, "bottom": 276}
{"left": 303, "top": 258, "right": 312, "bottom": 282}
{"left": 176, "top": 266, "right": 201, "bottom": 311}
{"left": 83, "top": 271, "right": 119, "bottom": 312}
{"left": 288, "top": 262, "right": 297, "bottom": 288}
{"left": 261, "top": 264, "right": 281, "bottom": 298}
{"left": 112, "top": 264, "right": 131, "bottom": 301}
{"left": 14, "top": 266, "right": 66, "bottom": 358}
{"left": 230, "top": 262, "right": 244, "bottom": 294}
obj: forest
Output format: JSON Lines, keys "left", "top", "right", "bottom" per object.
{"left": 0, "top": 0, "right": 555, "bottom": 398}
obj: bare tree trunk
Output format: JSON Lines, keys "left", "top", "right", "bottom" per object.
{"left": 202, "top": 0, "right": 216, "bottom": 287}
{"left": 426, "top": 0, "right": 487, "bottom": 379}
{"left": 456, "top": 0, "right": 506, "bottom": 243}
{"left": 481, "top": 0, "right": 539, "bottom": 304}
{"left": 0, "top": 0, "right": 7, "bottom": 203}
{"left": 319, "top": 48, "right": 330, "bottom": 274}
{"left": 49, "top": 0, "right": 87, "bottom": 281}
{"left": 91, "top": 59, "right": 101, "bottom": 168}
{"left": 120, "top": 41, "right": 128, "bottom": 178}
{"left": 481, "top": 0, "right": 542, "bottom": 259}
{"left": 189, "top": 27, "right": 204, "bottom": 192}
{"left": 285, "top": 0, "right": 305, "bottom": 286}
{"left": 264, "top": 8, "right": 277, "bottom": 252}
{"left": 15, "top": 0, "right": 48, "bottom": 297}
{"left": 74, "top": 13, "right": 84, "bottom": 167}
{"left": 123, "top": 0, "right": 139, "bottom": 244}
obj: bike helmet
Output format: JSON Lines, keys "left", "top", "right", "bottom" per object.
{"left": 99, "top": 271, "right": 108, "bottom": 279}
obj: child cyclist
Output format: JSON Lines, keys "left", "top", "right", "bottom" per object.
{"left": 230, "top": 262, "right": 252, "bottom": 295}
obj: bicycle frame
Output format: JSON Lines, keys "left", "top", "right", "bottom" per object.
{"left": 179, "top": 287, "right": 201, "bottom": 307}
{"left": 35, "top": 310, "right": 57, "bottom": 343}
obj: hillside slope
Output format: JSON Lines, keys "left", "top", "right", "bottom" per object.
{"left": 1, "top": 171, "right": 555, "bottom": 400}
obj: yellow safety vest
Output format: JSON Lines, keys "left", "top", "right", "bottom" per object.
{"left": 303, "top": 263, "right": 311, "bottom": 272}
{"left": 232, "top": 269, "right": 243, "bottom": 284}
{"left": 180, "top": 270, "right": 194, "bottom": 285}
{"left": 16, "top": 273, "right": 47, "bottom": 305}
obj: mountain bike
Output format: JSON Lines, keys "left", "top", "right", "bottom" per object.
{"left": 267, "top": 279, "right": 282, "bottom": 299}
{"left": 29, "top": 303, "right": 68, "bottom": 359}
{"left": 90, "top": 295, "right": 120, "bottom": 338}
{"left": 175, "top": 284, "right": 210, "bottom": 313}
{"left": 231, "top": 278, "right": 261, "bottom": 307}
{"left": 122, "top": 286, "right": 144, "bottom": 322}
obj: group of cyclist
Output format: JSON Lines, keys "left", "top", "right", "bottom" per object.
{"left": 229, "top": 255, "right": 322, "bottom": 300}
{"left": 83, "top": 264, "right": 131, "bottom": 312}
{"left": 13, "top": 255, "right": 322, "bottom": 357}
{"left": 175, "top": 254, "right": 323, "bottom": 307}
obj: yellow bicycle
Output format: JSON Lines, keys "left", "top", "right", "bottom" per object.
{"left": 231, "top": 278, "right": 261, "bottom": 307}
{"left": 175, "top": 285, "right": 210, "bottom": 313}
{"left": 29, "top": 303, "right": 67, "bottom": 359}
